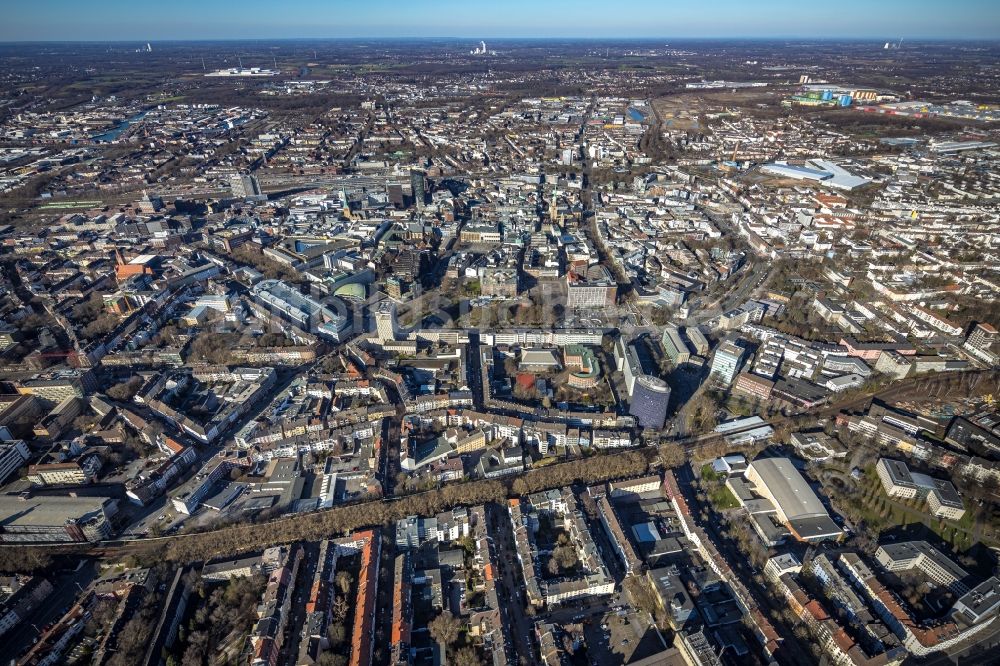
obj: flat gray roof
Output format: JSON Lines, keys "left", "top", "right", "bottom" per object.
{"left": 880, "top": 458, "right": 915, "bottom": 486}
{"left": 932, "top": 480, "right": 964, "bottom": 507}
{"left": 750, "top": 512, "right": 790, "bottom": 541}
{"left": 0, "top": 495, "right": 111, "bottom": 528}
{"left": 202, "top": 554, "right": 261, "bottom": 575}
{"left": 715, "top": 416, "right": 765, "bottom": 434}
{"left": 267, "top": 458, "right": 300, "bottom": 483}
{"left": 879, "top": 541, "right": 969, "bottom": 581}
{"left": 749, "top": 457, "right": 831, "bottom": 521}
{"left": 788, "top": 515, "right": 843, "bottom": 541}
{"left": 955, "top": 577, "right": 1000, "bottom": 623}
{"left": 726, "top": 477, "right": 756, "bottom": 502}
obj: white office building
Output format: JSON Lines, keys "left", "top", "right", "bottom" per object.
{"left": 0, "top": 441, "right": 30, "bottom": 486}
{"left": 710, "top": 341, "right": 746, "bottom": 385}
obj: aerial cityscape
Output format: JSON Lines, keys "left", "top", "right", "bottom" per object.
{"left": 0, "top": 2, "right": 999, "bottom": 666}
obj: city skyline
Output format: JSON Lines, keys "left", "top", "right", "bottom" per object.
{"left": 3, "top": 0, "right": 1000, "bottom": 41}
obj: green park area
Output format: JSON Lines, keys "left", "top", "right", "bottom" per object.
{"left": 700, "top": 464, "right": 741, "bottom": 511}
{"left": 846, "top": 465, "right": 980, "bottom": 552}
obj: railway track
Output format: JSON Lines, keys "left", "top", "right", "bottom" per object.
{"left": 2, "top": 370, "right": 993, "bottom": 564}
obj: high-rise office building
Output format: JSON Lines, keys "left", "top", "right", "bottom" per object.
{"left": 686, "top": 327, "right": 710, "bottom": 356}
{"left": 387, "top": 182, "right": 406, "bottom": 209}
{"left": 618, "top": 338, "right": 660, "bottom": 399}
{"left": 964, "top": 322, "right": 998, "bottom": 364}
{"left": 230, "top": 173, "right": 262, "bottom": 199}
{"left": 410, "top": 170, "right": 426, "bottom": 208}
{"left": 661, "top": 326, "right": 691, "bottom": 366}
{"left": 710, "top": 341, "right": 746, "bottom": 385}
{"left": 0, "top": 440, "right": 30, "bottom": 486}
{"left": 629, "top": 375, "right": 671, "bottom": 429}
{"left": 375, "top": 301, "right": 401, "bottom": 343}
{"left": 566, "top": 264, "right": 617, "bottom": 309}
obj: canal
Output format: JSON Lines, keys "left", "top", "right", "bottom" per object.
{"left": 92, "top": 110, "right": 148, "bottom": 142}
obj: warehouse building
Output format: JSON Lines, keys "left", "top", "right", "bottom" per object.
{"left": 744, "top": 457, "right": 842, "bottom": 543}
{"left": 0, "top": 495, "right": 117, "bottom": 543}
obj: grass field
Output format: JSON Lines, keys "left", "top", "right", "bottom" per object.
{"left": 708, "top": 485, "right": 740, "bottom": 510}
{"left": 701, "top": 464, "right": 741, "bottom": 511}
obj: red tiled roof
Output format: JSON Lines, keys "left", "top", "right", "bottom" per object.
{"left": 830, "top": 626, "right": 855, "bottom": 653}
{"left": 164, "top": 437, "right": 185, "bottom": 454}
{"left": 349, "top": 531, "right": 379, "bottom": 666}
{"left": 804, "top": 599, "right": 829, "bottom": 622}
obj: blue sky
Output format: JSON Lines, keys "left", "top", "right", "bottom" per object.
{"left": 3, "top": 0, "right": 999, "bottom": 41}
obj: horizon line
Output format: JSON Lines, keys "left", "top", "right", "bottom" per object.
{"left": 1, "top": 35, "right": 999, "bottom": 44}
